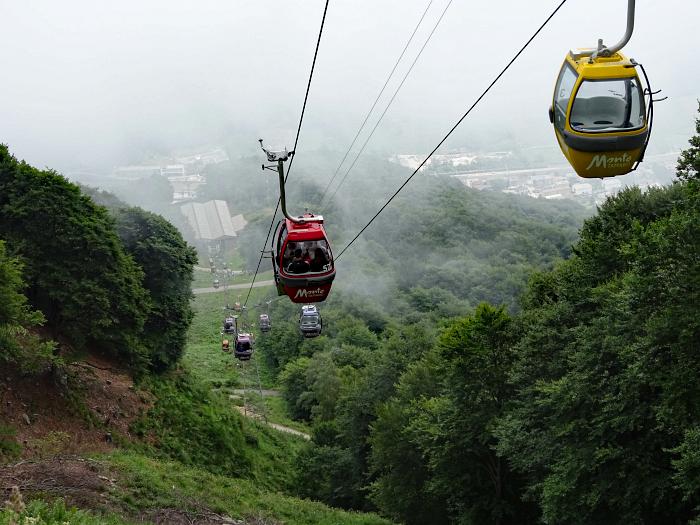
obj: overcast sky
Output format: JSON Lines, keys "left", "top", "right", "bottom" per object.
{"left": 1, "top": 0, "right": 698, "bottom": 172}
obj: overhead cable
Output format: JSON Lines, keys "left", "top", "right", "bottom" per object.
{"left": 243, "top": 0, "right": 331, "bottom": 307}
{"left": 317, "top": 0, "right": 436, "bottom": 206}
{"left": 321, "top": 0, "right": 453, "bottom": 212}
{"left": 335, "top": 0, "right": 569, "bottom": 261}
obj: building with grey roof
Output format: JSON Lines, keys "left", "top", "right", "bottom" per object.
{"left": 180, "top": 200, "right": 247, "bottom": 251}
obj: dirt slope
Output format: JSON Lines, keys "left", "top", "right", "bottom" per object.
{"left": 1, "top": 356, "right": 151, "bottom": 460}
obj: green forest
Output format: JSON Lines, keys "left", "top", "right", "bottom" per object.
{"left": 250, "top": 110, "right": 700, "bottom": 523}
{"left": 0, "top": 106, "right": 699, "bottom": 524}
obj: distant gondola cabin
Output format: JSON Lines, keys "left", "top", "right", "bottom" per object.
{"left": 234, "top": 334, "right": 253, "bottom": 360}
{"left": 299, "top": 304, "right": 322, "bottom": 338}
{"left": 259, "top": 314, "right": 271, "bottom": 332}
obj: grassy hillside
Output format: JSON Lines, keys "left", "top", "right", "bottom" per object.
{"left": 0, "top": 146, "right": 392, "bottom": 524}
{"left": 1, "top": 451, "right": 393, "bottom": 525}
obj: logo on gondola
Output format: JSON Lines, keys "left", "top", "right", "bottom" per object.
{"left": 586, "top": 153, "right": 632, "bottom": 171}
{"left": 294, "top": 287, "right": 326, "bottom": 299}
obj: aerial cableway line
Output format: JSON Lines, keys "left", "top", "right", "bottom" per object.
{"left": 317, "top": 0, "right": 439, "bottom": 207}
{"left": 244, "top": 0, "right": 331, "bottom": 308}
{"left": 335, "top": 0, "right": 570, "bottom": 261}
{"left": 320, "top": 0, "right": 453, "bottom": 213}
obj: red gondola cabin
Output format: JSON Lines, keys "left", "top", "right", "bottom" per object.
{"left": 273, "top": 214, "right": 335, "bottom": 303}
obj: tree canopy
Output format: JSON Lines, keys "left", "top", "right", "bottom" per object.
{"left": 0, "top": 146, "right": 196, "bottom": 371}
{"left": 260, "top": 106, "right": 700, "bottom": 524}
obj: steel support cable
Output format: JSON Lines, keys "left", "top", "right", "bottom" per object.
{"left": 243, "top": 0, "right": 331, "bottom": 308}
{"left": 321, "top": 0, "right": 452, "bottom": 213}
{"left": 335, "top": 0, "right": 569, "bottom": 261}
{"left": 318, "top": 0, "right": 435, "bottom": 206}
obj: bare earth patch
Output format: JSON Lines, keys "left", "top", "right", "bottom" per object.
{"left": 0, "top": 457, "right": 276, "bottom": 525}
{"left": 0, "top": 457, "right": 113, "bottom": 510}
{"left": 0, "top": 356, "right": 152, "bottom": 459}
{"left": 0, "top": 356, "right": 282, "bottom": 525}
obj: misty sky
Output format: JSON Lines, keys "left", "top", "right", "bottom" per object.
{"left": 1, "top": 0, "right": 698, "bottom": 172}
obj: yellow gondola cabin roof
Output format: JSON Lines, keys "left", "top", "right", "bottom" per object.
{"left": 565, "top": 50, "right": 637, "bottom": 79}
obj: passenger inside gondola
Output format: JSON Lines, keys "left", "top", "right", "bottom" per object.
{"left": 310, "top": 247, "right": 329, "bottom": 272}
{"left": 236, "top": 339, "right": 251, "bottom": 353}
{"left": 282, "top": 240, "right": 332, "bottom": 274}
{"left": 283, "top": 242, "right": 296, "bottom": 268}
{"left": 287, "top": 248, "right": 310, "bottom": 274}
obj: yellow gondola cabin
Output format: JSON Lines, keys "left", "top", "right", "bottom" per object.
{"left": 549, "top": 50, "right": 649, "bottom": 178}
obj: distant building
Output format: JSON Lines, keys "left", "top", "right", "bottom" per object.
{"left": 529, "top": 176, "right": 572, "bottom": 200}
{"left": 176, "top": 148, "right": 229, "bottom": 169}
{"left": 502, "top": 185, "right": 530, "bottom": 196}
{"left": 114, "top": 154, "right": 222, "bottom": 203}
{"left": 572, "top": 183, "right": 593, "bottom": 196}
{"left": 180, "top": 200, "right": 247, "bottom": 251}
{"left": 112, "top": 165, "right": 161, "bottom": 180}
{"left": 168, "top": 174, "right": 206, "bottom": 203}
{"left": 161, "top": 165, "right": 186, "bottom": 178}
{"left": 464, "top": 178, "right": 492, "bottom": 190}
{"left": 230, "top": 213, "right": 248, "bottom": 233}
{"left": 391, "top": 154, "right": 431, "bottom": 171}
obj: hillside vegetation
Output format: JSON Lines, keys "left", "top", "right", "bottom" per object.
{"left": 0, "top": 144, "right": 394, "bottom": 524}
{"left": 252, "top": 107, "right": 700, "bottom": 524}
{"left": 0, "top": 146, "right": 198, "bottom": 372}
{"left": 1, "top": 105, "right": 698, "bottom": 524}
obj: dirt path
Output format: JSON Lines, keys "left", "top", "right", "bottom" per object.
{"left": 192, "top": 280, "right": 275, "bottom": 295}
{"left": 232, "top": 389, "right": 281, "bottom": 397}
{"left": 234, "top": 406, "right": 310, "bottom": 441}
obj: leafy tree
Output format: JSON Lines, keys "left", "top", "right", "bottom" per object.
{"left": 279, "top": 356, "right": 314, "bottom": 421}
{"left": 372, "top": 304, "right": 533, "bottom": 524}
{"left": 498, "top": 179, "right": 700, "bottom": 523}
{"left": 294, "top": 442, "right": 361, "bottom": 509}
{"left": 235, "top": 210, "right": 275, "bottom": 272}
{"left": 677, "top": 101, "right": 700, "bottom": 181}
{"left": 307, "top": 352, "right": 341, "bottom": 421}
{"left": 256, "top": 320, "right": 303, "bottom": 374}
{"left": 0, "top": 240, "right": 36, "bottom": 331}
{"left": 0, "top": 146, "right": 149, "bottom": 368}
{"left": 672, "top": 427, "right": 700, "bottom": 521}
{"left": 113, "top": 207, "right": 197, "bottom": 371}
{"left": 0, "top": 240, "right": 51, "bottom": 369}
{"left": 370, "top": 357, "right": 446, "bottom": 524}
{"left": 299, "top": 322, "right": 436, "bottom": 511}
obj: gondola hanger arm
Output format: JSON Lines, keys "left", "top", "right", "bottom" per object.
{"left": 259, "top": 139, "right": 305, "bottom": 224}
{"left": 571, "top": 0, "right": 636, "bottom": 61}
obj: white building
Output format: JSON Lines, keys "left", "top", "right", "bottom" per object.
{"left": 112, "top": 165, "right": 161, "bottom": 180}
{"left": 169, "top": 174, "right": 206, "bottom": 203}
{"left": 161, "top": 165, "right": 186, "bottom": 178}
{"left": 572, "top": 183, "right": 593, "bottom": 196}
{"left": 176, "top": 148, "right": 229, "bottom": 168}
